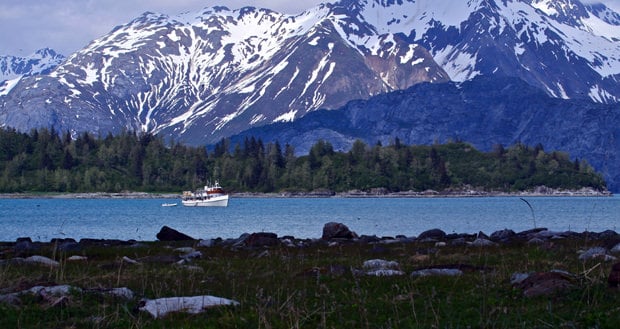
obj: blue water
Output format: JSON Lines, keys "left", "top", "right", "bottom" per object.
{"left": 0, "top": 196, "right": 619, "bottom": 242}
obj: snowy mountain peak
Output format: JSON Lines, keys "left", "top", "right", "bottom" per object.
{"left": 2, "top": 0, "right": 620, "bottom": 145}
{"left": 0, "top": 48, "right": 65, "bottom": 95}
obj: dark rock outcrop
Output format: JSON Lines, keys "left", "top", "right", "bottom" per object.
{"left": 322, "top": 222, "right": 358, "bottom": 240}
{"left": 244, "top": 232, "right": 279, "bottom": 247}
{"left": 417, "top": 228, "right": 446, "bottom": 241}
{"left": 609, "top": 262, "right": 620, "bottom": 288}
{"left": 156, "top": 226, "right": 194, "bottom": 241}
{"left": 512, "top": 271, "right": 576, "bottom": 297}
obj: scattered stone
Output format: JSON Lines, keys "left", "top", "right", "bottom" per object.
{"left": 180, "top": 250, "right": 202, "bottom": 260}
{"left": 518, "top": 227, "right": 548, "bottom": 238}
{"left": 197, "top": 239, "right": 215, "bottom": 247}
{"left": 121, "top": 256, "right": 140, "bottom": 264}
{"left": 362, "top": 259, "right": 403, "bottom": 276}
{"left": 173, "top": 263, "right": 205, "bottom": 272}
{"left": 245, "top": 232, "right": 279, "bottom": 247}
{"left": 608, "top": 262, "right": 620, "bottom": 288}
{"left": 595, "top": 230, "right": 618, "bottom": 240}
{"left": 256, "top": 250, "right": 270, "bottom": 258}
{"left": 449, "top": 237, "right": 467, "bottom": 246}
{"left": 366, "top": 269, "right": 405, "bottom": 276}
{"left": 101, "top": 287, "right": 135, "bottom": 300}
{"left": 14, "top": 237, "right": 40, "bottom": 254}
{"left": 532, "top": 230, "right": 564, "bottom": 239}
{"left": 78, "top": 238, "right": 135, "bottom": 247}
{"left": 66, "top": 255, "right": 88, "bottom": 262}
{"left": 281, "top": 237, "right": 297, "bottom": 247}
{"left": 0, "top": 293, "right": 21, "bottom": 306}
{"left": 470, "top": 238, "right": 496, "bottom": 247}
{"left": 24, "top": 255, "right": 59, "bottom": 267}
{"left": 232, "top": 233, "right": 250, "bottom": 248}
{"left": 322, "top": 222, "right": 358, "bottom": 240}
{"left": 139, "top": 295, "right": 240, "bottom": 318}
{"left": 28, "top": 285, "right": 81, "bottom": 297}
{"left": 410, "top": 254, "right": 430, "bottom": 263}
{"left": 527, "top": 238, "right": 545, "bottom": 245}
{"left": 52, "top": 238, "right": 80, "bottom": 252}
{"left": 156, "top": 226, "right": 195, "bottom": 241}
{"left": 139, "top": 255, "right": 180, "bottom": 264}
{"left": 83, "top": 287, "right": 135, "bottom": 300}
{"left": 512, "top": 271, "right": 576, "bottom": 297}
{"left": 417, "top": 228, "right": 446, "bottom": 241}
{"left": 510, "top": 272, "right": 531, "bottom": 285}
{"left": 381, "top": 238, "right": 404, "bottom": 245}
{"left": 363, "top": 259, "right": 399, "bottom": 269}
{"left": 174, "top": 247, "right": 195, "bottom": 253}
{"left": 490, "top": 229, "right": 516, "bottom": 242}
{"left": 359, "top": 235, "right": 381, "bottom": 244}
{"left": 411, "top": 268, "right": 463, "bottom": 277}
{"left": 578, "top": 247, "right": 610, "bottom": 261}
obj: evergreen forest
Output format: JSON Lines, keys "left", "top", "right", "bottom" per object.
{"left": 0, "top": 127, "right": 607, "bottom": 194}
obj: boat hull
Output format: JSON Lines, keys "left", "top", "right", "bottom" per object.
{"left": 182, "top": 195, "right": 229, "bottom": 207}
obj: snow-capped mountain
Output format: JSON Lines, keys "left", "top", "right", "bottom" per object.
{"left": 0, "top": 48, "right": 65, "bottom": 96}
{"left": 1, "top": 0, "right": 619, "bottom": 145}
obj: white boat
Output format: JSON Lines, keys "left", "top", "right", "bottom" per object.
{"left": 181, "top": 181, "right": 229, "bottom": 207}
{"left": 161, "top": 203, "right": 177, "bottom": 207}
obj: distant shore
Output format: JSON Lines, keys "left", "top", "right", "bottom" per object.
{"left": 0, "top": 186, "right": 612, "bottom": 199}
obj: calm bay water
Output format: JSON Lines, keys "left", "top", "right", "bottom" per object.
{"left": 0, "top": 196, "right": 619, "bottom": 242}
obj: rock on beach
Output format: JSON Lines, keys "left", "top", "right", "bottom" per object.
{"left": 322, "top": 222, "right": 358, "bottom": 240}
{"left": 156, "top": 226, "right": 195, "bottom": 241}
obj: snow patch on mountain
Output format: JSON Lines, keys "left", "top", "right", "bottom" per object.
{"left": 0, "top": 77, "right": 21, "bottom": 96}
{"left": 0, "top": 48, "right": 65, "bottom": 82}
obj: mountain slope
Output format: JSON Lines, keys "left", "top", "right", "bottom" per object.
{"left": 2, "top": 0, "right": 619, "bottom": 144}
{"left": 0, "top": 4, "right": 448, "bottom": 143}
{"left": 228, "top": 76, "right": 620, "bottom": 191}
{"left": 0, "top": 48, "right": 64, "bottom": 96}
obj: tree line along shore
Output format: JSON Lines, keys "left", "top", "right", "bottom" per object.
{"left": 0, "top": 127, "right": 608, "bottom": 195}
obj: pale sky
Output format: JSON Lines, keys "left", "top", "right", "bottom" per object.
{"left": 1, "top": 0, "right": 619, "bottom": 57}
{"left": 0, "top": 0, "right": 327, "bottom": 56}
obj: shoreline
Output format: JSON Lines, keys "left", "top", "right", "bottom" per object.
{"left": 0, "top": 186, "right": 613, "bottom": 199}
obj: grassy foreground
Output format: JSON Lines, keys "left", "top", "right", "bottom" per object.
{"left": 1, "top": 235, "right": 619, "bottom": 328}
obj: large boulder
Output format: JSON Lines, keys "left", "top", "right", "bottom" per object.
{"left": 156, "top": 226, "right": 195, "bottom": 241}
{"left": 417, "top": 228, "right": 446, "bottom": 241}
{"left": 609, "top": 262, "right": 620, "bottom": 288}
{"left": 490, "top": 229, "right": 516, "bottom": 242}
{"left": 512, "top": 271, "right": 576, "bottom": 297}
{"left": 245, "top": 232, "right": 279, "bottom": 247}
{"left": 322, "top": 222, "right": 357, "bottom": 240}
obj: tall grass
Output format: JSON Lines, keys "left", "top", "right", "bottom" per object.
{"left": 0, "top": 237, "right": 619, "bottom": 328}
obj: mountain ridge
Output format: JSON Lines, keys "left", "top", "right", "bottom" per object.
{"left": 226, "top": 76, "right": 620, "bottom": 191}
{"left": 0, "top": 48, "right": 65, "bottom": 96}
{"left": 2, "top": 0, "right": 619, "bottom": 144}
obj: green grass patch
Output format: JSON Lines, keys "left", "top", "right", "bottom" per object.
{"left": 1, "top": 238, "right": 619, "bottom": 328}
